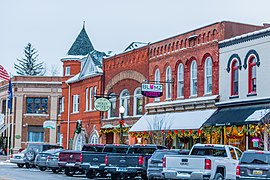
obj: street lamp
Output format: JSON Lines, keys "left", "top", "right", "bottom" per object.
{"left": 119, "top": 106, "right": 125, "bottom": 144}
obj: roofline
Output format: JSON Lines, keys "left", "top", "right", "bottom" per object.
{"left": 216, "top": 97, "right": 270, "bottom": 108}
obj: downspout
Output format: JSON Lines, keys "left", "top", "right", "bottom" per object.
{"left": 67, "top": 83, "right": 71, "bottom": 149}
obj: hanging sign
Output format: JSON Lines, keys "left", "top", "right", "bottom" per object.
{"left": 141, "top": 83, "right": 163, "bottom": 98}
{"left": 43, "top": 120, "right": 56, "bottom": 129}
{"left": 94, "top": 97, "right": 111, "bottom": 112}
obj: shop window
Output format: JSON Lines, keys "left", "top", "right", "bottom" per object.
{"left": 166, "top": 66, "right": 172, "bottom": 99}
{"left": 231, "top": 60, "right": 239, "bottom": 96}
{"left": 28, "top": 126, "right": 44, "bottom": 142}
{"left": 108, "top": 93, "right": 116, "bottom": 118}
{"left": 177, "top": 63, "right": 184, "bottom": 98}
{"left": 154, "top": 69, "right": 160, "bottom": 102}
{"left": 204, "top": 57, "right": 212, "bottom": 94}
{"left": 26, "top": 97, "right": 48, "bottom": 114}
{"left": 190, "top": 60, "right": 197, "bottom": 96}
{"left": 119, "top": 89, "right": 130, "bottom": 117}
{"left": 248, "top": 56, "right": 257, "bottom": 94}
{"left": 133, "top": 88, "right": 143, "bottom": 116}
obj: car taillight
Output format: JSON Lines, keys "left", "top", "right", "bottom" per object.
{"left": 10, "top": 154, "right": 13, "bottom": 158}
{"left": 104, "top": 155, "right": 108, "bottom": 165}
{"left": 162, "top": 157, "right": 166, "bottom": 168}
{"left": 47, "top": 156, "right": 50, "bottom": 160}
{"left": 138, "top": 156, "right": 144, "bottom": 165}
{"left": 205, "top": 159, "right": 211, "bottom": 170}
{"left": 236, "top": 165, "right": 240, "bottom": 176}
{"left": 80, "top": 153, "right": 82, "bottom": 162}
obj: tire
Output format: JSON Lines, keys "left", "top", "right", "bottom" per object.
{"left": 111, "top": 173, "right": 120, "bottom": 180}
{"left": 26, "top": 150, "right": 36, "bottom": 161}
{"left": 86, "top": 170, "right": 95, "bottom": 179}
{"left": 65, "top": 168, "right": 75, "bottom": 177}
{"left": 17, "top": 164, "right": 24, "bottom": 168}
{"left": 39, "top": 166, "right": 47, "bottom": 171}
{"left": 25, "top": 163, "right": 30, "bottom": 169}
{"left": 52, "top": 168, "right": 59, "bottom": 173}
{"left": 214, "top": 173, "right": 224, "bottom": 180}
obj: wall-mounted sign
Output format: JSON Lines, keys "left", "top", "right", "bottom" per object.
{"left": 141, "top": 83, "right": 163, "bottom": 98}
{"left": 43, "top": 120, "right": 56, "bottom": 129}
{"left": 94, "top": 97, "right": 111, "bottom": 112}
{"left": 15, "top": 135, "right": 21, "bottom": 139}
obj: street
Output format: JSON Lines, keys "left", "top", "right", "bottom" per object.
{"left": 0, "top": 161, "right": 92, "bottom": 180}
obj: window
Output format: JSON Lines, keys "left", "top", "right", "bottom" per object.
{"left": 26, "top": 97, "right": 48, "bottom": 114}
{"left": 59, "top": 97, "right": 64, "bottom": 114}
{"left": 133, "top": 88, "right": 143, "bottom": 116}
{"left": 90, "top": 134, "right": 98, "bottom": 144}
{"left": 94, "top": 86, "right": 97, "bottom": 110}
{"left": 177, "top": 63, "right": 184, "bottom": 97}
{"left": 231, "top": 60, "right": 239, "bottom": 96}
{"left": 28, "top": 126, "right": 44, "bottom": 142}
{"left": 204, "top": 57, "right": 212, "bottom": 94}
{"left": 108, "top": 93, "right": 116, "bottom": 118}
{"left": 120, "top": 89, "right": 130, "bottom": 117}
{"left": 57, "top": 126, "right": 61, "bottom": 145}
{"left": 230, "top": 147, "right": 237, "bottom": 160}
{"left": 85, "top": 88, "right": 89, "bottom": 111}
{"left": 154, "top": 69, "right": 161, "bottom": 102}
{"left": 190, "top": 60, "right": 198, "bottom": 96}
{"left": 248, "top": 56, "right": 257, "bottom": 94}
{"left": 65, "top": 66, "right": 70, "bottom": 76}
{"left": 73, "top": 95, "right": 79, "bottom": 113}
{"left": 74, "top": 133, "right": 85, "bottom": 151}
{"left": 166, "top": 66, "right": 172, "bottom": 99}
{"left": 89, "top": 87, "right": 93, "bottom": 110}
{"left": 1, "top": 99, "right": 6, "bottom": 115}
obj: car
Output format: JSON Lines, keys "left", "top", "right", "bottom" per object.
{"left": 147, "top": 149, "right": 189, "bottom": 180}
{"left": 10, "top": 149, "right": 27, "bottom": 168}
{"left": 237, "top": 150, "right": 270, "bottom": 180}
{"left": 25, "top": 143, "right": 63, "bottom": 168}
{"left": 35, "top": 148, "right": 63, "bottom": 171}
{"left": 46, "top": 150, "right": 63, "bottom": 173}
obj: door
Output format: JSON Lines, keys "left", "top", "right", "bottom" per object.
{"left": 106, "top": 132, "right": 114, "bottom": 144}
{"left": 227, "top": 147, "right": 238, "bottom": 179}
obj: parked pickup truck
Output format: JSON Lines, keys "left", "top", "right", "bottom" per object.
{"left": 81, "top": 144, "right": 129, "bottom": 179}
{"left": 58, "top": 144, "right": 104, "bottom": 176}
{"left": 163, "top": 143, "right": 242, "bottom": 180}
{"left": 105, "top": 144, "right": 167, "bottom": 180}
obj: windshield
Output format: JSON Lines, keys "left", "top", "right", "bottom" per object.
{"left": 128, "top": 147, "right": 156, "bottom": 155}
{"left": 82, "top": 146, "right": 104, "bottom": 152}
{"left": 151, "top": 150, "right": 179, "bottom": 160}
{"left": 103, "top": 147, "right": 128, "bottom": 153}
{"left": 190, "top": 147, "right": 227, "bottom": 157}
{"left": 240, "top": 153, "right": 270, "bottom": 164}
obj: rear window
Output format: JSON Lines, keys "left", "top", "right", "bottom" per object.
{"left": 240, "top": 153, "right": 270, "bottom": 164}
{"left": 128, "top": 147, "right": 156, "bottom": 155}
{"left": 151, "top": 150, "right": 178, "bottom": 160}
{"left": 103, "top": 147, "right": 128, "bottom": 153}
{"left": 190, "top": 147, "right": 227, "bottom": 157}
{"left": 82, "top": 145, "right": 104, "bottom": 152}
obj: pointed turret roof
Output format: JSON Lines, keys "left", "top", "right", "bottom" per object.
{"left": 67, "top": 23, "right": 94, "bottom": 56}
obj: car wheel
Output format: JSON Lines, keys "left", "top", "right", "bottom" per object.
{"left": 52, "top": 168, "right": 59, "bottom": 173}
{"left": 25, "top": 163, "right": 30, "bottom": 168}
{"left": 26, "top": 150, "right": 36, "bottom": 161}
{"left": 214, "top": 173, "right": 224, "bottom": 180}
{"left": 86, "top": 170, "right": 95, "bottom": 179}
{"left": 39, "top": 166, "right": 47, "bottom": 171}
{"left": 17, "top": 164, "right": 24, "bottom": 168}
{"left": 111, "top": 173, "right": 120, "bottom": 180}
{"left": 65, "top": 168, "right": 75, "bottom": 176}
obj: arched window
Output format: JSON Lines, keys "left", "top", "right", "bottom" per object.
{"left": 204, "top": 57, "right": 212, "bottom": 94}
{"left": 90, "top": 133, "right": 98, "bottom": 144}
{"left": 231, "top": 60, "right": 239, "bottom": 96}
{"left": 177, "top": 63, "right": 184, "bottom": 97}
{"left": 108, "top": 93, "right": 116, "bottom": 118}
{"left": 248, "top": 56, "right": 257, "bottom": 94}
{"left": 74, "top": 133, "right": 85, "bottom": 150}
{"left": 133, "top": 88, "right": 143, "bottom": 116}
{"left": 190, "top": 60, "right": 197, "bottom": 96}
{"left": 120, "top": 89, "right": 130, "bottom": 117}
{"left": 155, "top": 69, "right": 161, "bottom": 102}
{"left": 166, "top": 66, "right": 172, "bottom": 99}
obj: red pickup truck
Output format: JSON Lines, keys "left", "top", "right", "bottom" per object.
{"left": 58, "top": 144, "right": 104, "bottom": 176}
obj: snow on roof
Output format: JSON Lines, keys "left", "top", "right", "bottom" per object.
{"left": 60, "top": 55, "right": 87, "bottom": 62}
{"left": 124, "top": 42, "right": 149, "bottom": 52}
{"left": 65, "top": 73, "right": 80, "bottom": 84}
{"left": 145, "top": 95, "right": 219, "bottom": 108}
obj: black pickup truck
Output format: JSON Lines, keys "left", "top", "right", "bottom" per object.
{"left": 81, "top": 144, "right": 129, "bottom": 179}
{"left": 58, "top": 144, "right": 104, "bottom": 176}
{"left": 105, "top": 144, "right": 167, "bottom": 180}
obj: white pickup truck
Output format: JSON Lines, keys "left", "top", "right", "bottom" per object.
{"left": 162, "top": 144, "right": 242, "bottom": 180}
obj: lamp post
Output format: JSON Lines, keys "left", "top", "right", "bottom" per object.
{"left": 119, "top": 106, "right": 125, "bottom": 144}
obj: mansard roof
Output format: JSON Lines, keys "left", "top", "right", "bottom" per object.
{"left": 67, "top": 25, "right": 94, "bottom": 55}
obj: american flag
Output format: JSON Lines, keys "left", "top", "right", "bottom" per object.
{"left": 0, "top": 65, "right": 10, "bottom": 81}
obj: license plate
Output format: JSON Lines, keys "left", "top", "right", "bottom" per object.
{"left": 253, "top": 170, "right": 263, "bottom": 175}
{"left": 15, "top": 156, "right": 21, "bottom": 159}
{"left": 158, "top": 163, "right": 163, "bottom": 166}
{"left": 116, "top": 167, "right": 127, "bottom": 172}
{"left": 66, "top": 163, "right": 75, "bottom": 167}
{"left": 41, "top": 157, "right": 46, "bottom": 159}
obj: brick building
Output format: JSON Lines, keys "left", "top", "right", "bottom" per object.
{"left": 60, "top": 25, "right": 105, "bottom": 149}
{"left": 101, "top": 42, "right": 149, "bottom": 144}
{"left": 130, "top": 21, "right": 268, "bottom": 149}
{"left": 0, "top": 76, "right": 62, "bottom": 153}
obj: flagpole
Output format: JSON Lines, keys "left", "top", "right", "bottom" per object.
{"left": 6, "top": 101, "right": 10, "bottom": 160}
{"left": 10, "top": 80, "right": 14, "bottom": 154}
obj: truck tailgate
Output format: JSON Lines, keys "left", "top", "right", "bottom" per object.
{"left": 165, "top": 155, "right": 205, "bottom": 171}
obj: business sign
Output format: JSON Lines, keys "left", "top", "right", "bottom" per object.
{"left": 94, "top": 97, "right": 111, "bottom": 112}
{"left": 141, "top": 83, "right": 163, "bottom": 98}
{"left": 43, "top": 120, "right": 56, "bottom": 129}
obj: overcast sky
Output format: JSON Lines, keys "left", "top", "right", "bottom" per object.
{"left": 1, "top": 0, "right": 270, "bottom": 76}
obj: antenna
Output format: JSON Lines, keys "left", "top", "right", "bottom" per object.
{"left": 83, "top": 21, "right": 85, "bottom": 28}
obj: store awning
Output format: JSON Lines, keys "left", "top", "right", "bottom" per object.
{"left": 129, "top": 109, "right": 216, "bottom": 132}
{"left": 101, "top": 124, "right": 114, "bottom": 129}
{"left": 204, "top": 104, "right": 270, "bottom": 126}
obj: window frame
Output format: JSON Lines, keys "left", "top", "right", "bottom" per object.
{"left": 85, "top": 88, "right": 89, "bottom": 111}
{"left": 154, "top": 69, "right": 161, "bottom": 102}
{"left": 177, "top": 63, "right": 184, "bottom": 98}
{"left": 248, "top": 56, "right": 257, "bottom": 94}
{"left": 119, "top": 89, "right": 130, "bottom": 117}
{"left": 231, "top": 60, "right": 239, "bottom": 96}
{"left": 89, "top": 87, "right": 93, "bottom": 110}
{"left": 108, "top": 93, "right": 116, "bottom": 118}
{"left": 26, "top": 97, "right": 49, "bottom": 114}
{"left": 190, "top": 60, "right": 198, "bottom": 96}
{"left": 65, "top": 66, "right": 70, "bottom": 76}
{"left": 165, "top": 66, "right": 172, "bottom": 100}
{"left": 73, "top": 94, "right": 80, "bottom": 113}
{"left": 204, "top": 57, "right": 212, "bottom": 95}
{"left": 133, "top": 88, "right": 143, "bottom": 116}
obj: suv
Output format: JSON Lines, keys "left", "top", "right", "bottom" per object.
{"left": 237, "top": 150, "right": 270, "bottom": 180}
{"left": 25, "top": 143, "right": 63, "bottom": 168}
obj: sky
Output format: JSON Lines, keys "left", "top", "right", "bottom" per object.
{"left": 1, "top": 0, "right": 270, "bottom": 76}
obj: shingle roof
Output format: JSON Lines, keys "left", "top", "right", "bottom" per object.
{"left": 67, "top": 25, "right": 94, "bottom": 55}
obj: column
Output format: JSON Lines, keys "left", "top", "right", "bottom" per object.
{"left": 49, "top": 96, "right": 58, "bottom": 144}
